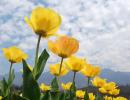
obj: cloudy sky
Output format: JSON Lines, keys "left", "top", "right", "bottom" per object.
{"left": 0, "top": 0, "right": 130, "bottom": 74}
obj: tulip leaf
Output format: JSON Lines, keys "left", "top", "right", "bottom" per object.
{"left": 33, "top": 49, "right": 49, "bottom": 80}
{"left": 84, "top": 91, "right": 89, "bottom": 100}
{"left": 22, "top": 60, "right": 40, "bottom": 100}
{"left": 69, "top": 82, "right": 76, "bottom": 99}
{"left": 50, "top": 92, "right": 60, "bottom": 100}
{"left": 59, "top": 92, "right": 65, "bottom": 100}
{"left": 1, "top": 78, "right": 9, "bottom": 97}
{"left": 51, "top": 77, "right": 59, "bottom": 92}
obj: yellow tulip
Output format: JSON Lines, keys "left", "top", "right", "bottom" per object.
{"left": 89, "top": 93, "right": 95, "bottom": 100}
{"left": 61, "top": 82, "right": 72, "bottom": 90}
{"left": 50, "top": 63, "right": 69, "bottom": 77}
{"left": 2, "top": 46, "right": 28, "bottom": 63}
{"left": 99, "top": 82, "right": 119, "bottom": 95}
{"left": 65, "top": 56, "right": 85, "bottom": 72}
{"left": 48, "top": 36, "right": 79, "bottom": 58}
{"left": 109, "top": 88, "right": 120, "bottom": 96}
{"left": 81, "top": 64, "right": 101, "bottom": 78}
{"left": 25, "top": 7, "right": 61, "bottom": 38}
{"left": 0, "top": 96, "right": 2, "bottom": 100}
{"left": 99, "top": 87, "right": 107, "bottom": 94}
{"left": 76, "top": 90, "right": 95, "bottom": 100}
{"left": 114, "top": 97, "right": 128, "bottom": 100}
{"left": 104, "top": 96, "right": 128, "bottom": 100}
{"left": 103, "top": 82, "right": 117, "bottom": 91}
{"left": 104, "top": 96, "right": 113, "bottom": 100}
{"left": 92, "top": 76, "right": 107, "bottom": 88}
{"left": 40, "top": 83, "right": 51, "bottom": 92}
{"left": 76, "top": 90, "right": 85, "bottom": 99}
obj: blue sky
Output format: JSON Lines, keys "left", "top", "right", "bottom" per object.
{"left": 0, "top": 0, "right": 130, "bottom": 74}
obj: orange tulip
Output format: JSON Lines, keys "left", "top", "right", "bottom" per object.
{"left": 48, "top": 36, "right": 79, "bottom": 58}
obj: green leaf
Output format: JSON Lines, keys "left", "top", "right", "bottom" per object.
{"left": 1, "top": 96, "right": 8, "bottom": 100}
{"left": 69, "top": 82, "right": 76, "bottom": 100}
{"left": 11, "top": 93, "right": 29, "bottom": 100}
{"left": 33, "top": 49, "right": 49, "bottom": 80}
{"left": 22, "top": 60, "right": 40, "bottom": 100}
{"left": 1, "top": 78, "right": 9, "bottom": 97}
{"left": 59, "top": 92, "right": 65, "bottom": 100}
{"left": 84, "top": 91, "right": 89, "bottom": 100}
{"left": 51, "top": 77, "right": 59, "bottom": 92}
{"left": 50, "top": 92, "right": 60, "bottom": 100}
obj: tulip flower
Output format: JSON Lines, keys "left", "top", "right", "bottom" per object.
{"left": 2, "top": 46, "right": 28, "bottom": 98}
{"left": 48, "top": 36, "right": 79, "bottom": 85}
{"left": 81, "top": 64, "right": 101, "bottom": 78}
{"left": 65, "top": 56, "right": 85, "bottom": 84}
{"left": 40, "top": 83, "right": 51, "bottom": 92}
{"left": 2, "top": 46, "right": 28, "bottom": 63}
{"left": 115, "top": 97, "right": 128, "bottom": 100}
{"left": 91, "top": 77, "right": 107, "bottom": 88}
{"left": 99, "top": 82, "right": 120, "bottom": 96}
{"left": 61, "top": 82, "right": 72, "bottom": 91}
{"left": 81, "top": 63, "right": 101, "bottom": 91}
{"left": 76, "top": 90, "right": 85, "bottom": 99}
{"left": 108, "top": 88, "right": 120, "bottom": 96}
{"left": 89, "top": 93, "right": 95, "bottom": 100}
{"left": 104, "top": 96, "right": 128, "bottom": 100}
{"left": 65, "top": 56, "right": 85, "bottom": 72}
{"left": 48, "top": 36, "right": 79, "bottom": 58}
{"left": 76, "top": 90, "right": 95, "bottom": 100}
{"left": 25, "top": 7, "right": 61, "bottom": 38}
{"left": 25, "top": 7, "right": 61, "bottom": 68}
{"left": 50, "top": 63, "right": 69, "bottom": 77}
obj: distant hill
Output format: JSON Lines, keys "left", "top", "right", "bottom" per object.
{"left": 0, "top": 69, "right": 130, "bottom": 88}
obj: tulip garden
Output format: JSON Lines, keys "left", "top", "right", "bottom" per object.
{"left": 0, "top": 7, "right": 128, "bottom": 100}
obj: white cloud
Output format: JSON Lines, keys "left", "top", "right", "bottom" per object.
{"left": 0, "top": 0, "right": 130, "bottom": 73}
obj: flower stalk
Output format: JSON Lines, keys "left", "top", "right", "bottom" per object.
{"left": 34, "top": 35, "right": 42, "bottom": 67}
{"left": 72, "top": 72, "right": 76, "bottom": 84}
{"left": 58, "top": 57, "right": 64, "bottom": 86}
{"left": 8, "top": 62, "right": 13, "bottom": 81}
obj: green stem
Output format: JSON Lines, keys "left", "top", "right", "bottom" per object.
{"left": 58, "top": 57, "right": 64, "bottom": 86}
{"left": 86, "top": 77, "right": 90, "bottom": 92}
{"left": 72, "top": 72, "right": 76, "bottom": 84}
{"left": 34, "top": 35, "right": 41, "bottom": 67}
{"left": 8, "top": 62, "right": 13, "bottom": 99}
{"left": 8, "top": 62, "right": 13, "bottom": 81}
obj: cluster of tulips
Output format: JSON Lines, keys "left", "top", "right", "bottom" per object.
{"left": 0, "top": 6, "right": 128, "bottom": 100}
